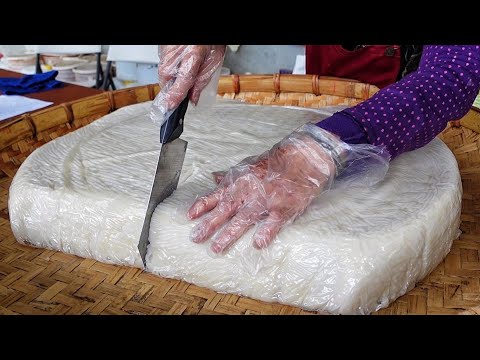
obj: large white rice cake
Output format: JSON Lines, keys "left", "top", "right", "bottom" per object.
{"left": 9, "top": 101, "right": 462, "bottom": 314}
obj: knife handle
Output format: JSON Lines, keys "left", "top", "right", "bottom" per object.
{"left": 160, "top": 97, "right": 189, "bottom": 144}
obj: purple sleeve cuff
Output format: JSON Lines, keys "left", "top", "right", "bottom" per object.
{"left": 316, "top": 46, "right": 480, "bottom": 159}
{"left": 315, "top": 111, "right": 370, "bottom": 145}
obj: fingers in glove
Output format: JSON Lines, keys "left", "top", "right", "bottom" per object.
{"left": 210, "top": 206, "right": 260, "bottom": 254}
{"left": 189, "top": 47, "right": 225, "bottom": 105}
{"left": 187, "top": 187, "right": 224, "bottom": 220}
{"left": 252, "top": 211, "right": 287, "bottom": 249}
{"left": 164, "top": 48, "right": 206, "bottom": 111}
{"left": 158, "top": 45, "right": 188, "bottom": 87}
{"left": 190, "top": 198, "right": 239, "bottom": 243}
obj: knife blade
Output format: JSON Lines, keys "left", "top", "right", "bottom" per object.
{"left": 138, "top": 96, "right": 189, "bottom": 267}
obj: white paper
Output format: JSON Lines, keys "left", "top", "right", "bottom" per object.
{"left": 0, "top": 95, "right": 53, "bottom": 121}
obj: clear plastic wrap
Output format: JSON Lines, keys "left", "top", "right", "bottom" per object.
{"left": 187, "top": 123, "right": 390, "bottom": 255}
{"left": 150, "top": 45, "right": 226, "bottom": 126}
{"left": 9, "top": 100, "right": 462, "bottom": 314}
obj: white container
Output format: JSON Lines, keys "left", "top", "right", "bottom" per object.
{"left": 62, "top": 56, "right": 89, "bottom": 64}
{"left": 113, "top": 78, "right": 140, "bottom": 89}
{"left": 116, "top": 61, "right": 137, "bottom": 81}
{"left": 41, "top": 53, "right": 87, "bottom": 66}
{"left": 41, "top": 54, "right": 63, "bottom": 66}
{"left": 136, "top": 63, "right": 158, "bottom": 85}
{"left": 79, "top": 54, "right": 107, "bottom": 64}
{"left": 72, "top": 63, "right": 97, "bottom": 83}
{"left": 52, "top": 62, "right": 79, "bottom": 82}
{"left": 5, "top": 54, "right": 36, "bottom": 69}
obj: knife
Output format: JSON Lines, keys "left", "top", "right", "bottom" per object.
{"left": 138, "top": 96, "right": 189, "bottom": 267}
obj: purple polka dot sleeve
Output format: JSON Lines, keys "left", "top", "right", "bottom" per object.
{"left": 317, "top": 45, "right": 480, "bottom": 159}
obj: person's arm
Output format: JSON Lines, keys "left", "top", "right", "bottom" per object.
{"left": 317, "top": 45, "right": 480, "bottom": 158}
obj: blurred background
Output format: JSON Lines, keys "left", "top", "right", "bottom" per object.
{"left": 0, "top": 45, "right": 306, "bottom": 89}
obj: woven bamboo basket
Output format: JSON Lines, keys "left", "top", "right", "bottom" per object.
{"left": 0, "top": 74, "right": 479, "bottom": 315}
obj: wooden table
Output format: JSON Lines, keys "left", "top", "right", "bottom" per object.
{"left": 0, "top": 69, "right": 102, "bottom": 122}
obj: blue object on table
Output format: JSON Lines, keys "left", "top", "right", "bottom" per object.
{"left": 0, "top": 70, "right": 63, "bottom": 95}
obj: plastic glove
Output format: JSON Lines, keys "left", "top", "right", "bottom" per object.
{"left": 157, "top": 45, "right": 226, "bottom": 110}
{"left": 187, "top": 123, "right": 346, "bottom": 254}
{"left": 187, "top": 123, "right": 391, "bottom": 254}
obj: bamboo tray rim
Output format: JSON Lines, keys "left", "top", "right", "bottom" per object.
{"left": 1, "top": 73, "right": 375, "bottom": 122}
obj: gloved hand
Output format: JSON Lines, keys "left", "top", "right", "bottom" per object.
{"left": 187, "top": 123, "right": 346, "bottom": 254}
{"left": 158, "top": 45, "right": 226, "bottom": 110}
